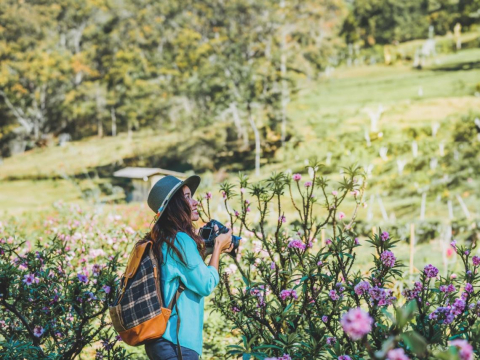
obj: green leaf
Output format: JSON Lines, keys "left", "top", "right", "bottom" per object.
{"left": 401, "top": 331, "right": 427, "bottom": 356}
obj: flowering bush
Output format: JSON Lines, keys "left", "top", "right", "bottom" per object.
{"left": 198, "top": 162, "right": 479, "bottom": 359}
{"left": 0, "top": 203, "right": 135, "bottom": 359}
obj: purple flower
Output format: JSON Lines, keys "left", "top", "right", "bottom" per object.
{"left": 354, "top": 237, "right": 359, "bottom": 245}
{"left": 270, "top": 261, "right": 276, "bottom": 270}
{"left": 304, "top": 181, "right": 312, "bottom": 188}
{"left": 33, "top": 326, "right": 44, "bottom": 337}
{"left": 102, "top": 285, "right": 111, "bottom": 294}
{"left": 322, "top": 316, "right": 328, "bottom": 323}
{"left": 293, "top": 174, "right": 302, "bottom": 181}
{"left": 338, "top": 356, "right": 352, "bottom": 360}
{"left": 329, "top": 290, "right": 340, "bottom": 301}
{"left": 288, "top": 239, "right": 306, "bottom": 250}
{"left": 280, "top": 289, "right": 298, "bottom": 301}
{"left": 465, "top": 283, "right": 474, "bottom": 294}
{"left": 380, "top": 250, "right": 396, "bottom": 268}
{"left": 326, "top": 337, "right": 336, "bottom": 346}
{"left": 472, "top": 256, "right": 480, "bottom": 266}
{"left": 279, "top": 215, "right": 286, "bottom": 223}
{"left": 380, "top": 231, "right": 389, "bottom": 241}
{"left": 354, "top": 281, "right": 371, "bottom": 296}
{"left": 341, "top": 308, "right": 373, "bottom": 340}
{"left": 424, "top": 264, "right": 439, "bottom": 279}
{"left": 77, "top": 273, "right": 89, "bottom": 284}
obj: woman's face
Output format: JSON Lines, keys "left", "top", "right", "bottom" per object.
{"left": 183, "top": 185, "right": 199, "bottom": 221}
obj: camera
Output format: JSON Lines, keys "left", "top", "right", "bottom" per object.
{"left": 199, "top": 219, "right": 241, "bottom": 257}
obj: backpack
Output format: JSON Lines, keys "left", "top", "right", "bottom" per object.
{"left": 109, "top": 240, "right": 185, "bottom": 357}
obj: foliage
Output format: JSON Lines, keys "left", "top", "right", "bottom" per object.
{"left": 0, "top": 203, "right": 137, "bottom": 359}
{"left": 198, "top": 163, "right": 479, "bottom": 359}
{"left": 342, "top": 0, "right": 480, "bottom": 46}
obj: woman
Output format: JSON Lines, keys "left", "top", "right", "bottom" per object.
{"left": 143, "top": 175, "right": 233, "bottom": 360}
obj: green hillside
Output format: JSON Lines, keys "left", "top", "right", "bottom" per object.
{"left": 1, "top": 47, "right": 479, "bottom": 229}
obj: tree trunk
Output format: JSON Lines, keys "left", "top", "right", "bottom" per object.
{"left": 230, "top": 102, "right": 249, "bottom": 149}
{"left": 111, "top": 108, "right": 117, "bottom": 137}
{"left": 280, "top": 0, "right": 288, "bottom": 146}
{"left": 247, "top": 103, "right": 261, "bottom": 176}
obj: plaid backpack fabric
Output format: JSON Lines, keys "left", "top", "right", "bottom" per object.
{"left": 109, "top": 240, "right": 185, "bottom": 355}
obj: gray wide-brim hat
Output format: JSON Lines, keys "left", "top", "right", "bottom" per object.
{"left": 147, "top": 175, "right": 201, "bottom": 216}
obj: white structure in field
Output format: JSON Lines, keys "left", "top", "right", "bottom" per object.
{"left": 113, "top": 167, "right": 187, "bottom": 202}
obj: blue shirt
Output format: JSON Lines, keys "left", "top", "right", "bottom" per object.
{"left": 160, "top": 232, "right": 219, "bottom": 355}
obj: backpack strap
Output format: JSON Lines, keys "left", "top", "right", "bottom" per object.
{"left": 117, "top": 241, "right": 153, "bottom": 304}
{"left": 168, "top": 281, "right": 186, "bottom": 360}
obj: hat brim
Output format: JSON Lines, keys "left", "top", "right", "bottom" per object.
{"left": 155, "top": 174, "right": 201, "bottom": 218}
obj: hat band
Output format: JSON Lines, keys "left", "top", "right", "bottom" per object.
{"left": 158, "top": 182, "right": 183, "bottom": 213}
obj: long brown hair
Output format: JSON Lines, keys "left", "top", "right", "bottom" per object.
{"left": 141, "top": 186, "right": 205, "bottom": 266}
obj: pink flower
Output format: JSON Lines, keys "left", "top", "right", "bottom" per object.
{"left": 205, "top": 192, "right": 212, "bottom": 200}
{"left": 451, "top": 273, "right": 457, "bottom": 279}
{"left": 354, "top": 237, "right": 359, "bottom": 245}
{"left": 33, "top": 326, "right": 44, "bottom": 337}
{"left": 304, "top": 181, "right": 312, "bottom": 187}
{"left": 279, "top": 215, "right": 286, "bottom": 223}
{"left": 332, "top": 191, "right": 338, "bottom": 196}
{"left": 325, "top": 238, "right": 332, "bottom": 246}
{"left": 338, "top": 356, "right": 352, "bottom": 360}
{"left": 23, "top": 274, "right": 39, "bottom": 286}
{"left": 317, "top": 261, "right": 323, "bottom": 266}
{"left": 387, "top": 348, "right": 410, "bottom": 360}
{"left": 232, "top": 306, "right": 240, "bottom": 313}
{"left": 221, "top": 191, "right": 227, "bottom": 199}
{"left": 329, "top": 290, "right": 340, "bottom": 301}
{"left": 341, "top": 308, "right": 373, "bottom": 340}
{"left": 338, "top": 212, "right": 345, "bottom": 220}
{"left": 234, "top": 210, "right": 240, "bottom": 217}
{"left": 293, "top": 173, "right": 302, "bottom": 181}
{"left": 351, "top": 190, "right": 359, "bottom": 196}
{"left": 380, "top": 231, "right": 389, "bottom": 241}
{"left": 450, "top": 339, "right": 473, "bottom": 360}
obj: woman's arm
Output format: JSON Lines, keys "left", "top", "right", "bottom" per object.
{"left": 172, "top": 232, "right": 232, "bottom": 297}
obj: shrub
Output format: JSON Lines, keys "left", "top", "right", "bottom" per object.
{"left": 0, "top": 205, "right": 134, "bottom": 359}
{"left": 198, "top": 161, "right": 478, "bottom": 359}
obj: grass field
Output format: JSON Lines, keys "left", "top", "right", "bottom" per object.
{"left": 1, "top": 44, "right": 479, "bottom": 223}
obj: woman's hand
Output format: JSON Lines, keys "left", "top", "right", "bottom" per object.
{"left": 214, "top": 228, "right": 234, "bottom": 254}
